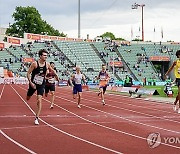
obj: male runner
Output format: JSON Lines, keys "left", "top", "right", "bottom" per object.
{"left": 26, "top": 49, "right": 58, "bottom": 125}
{"left": 165, "top": 50, "right": 180, "bottom": 113}
{"left": 45, "top": 62, "right": 60, "bottom": 109}
{"left": 70, "top": 66, "right": 86, "bottom": 108}
{"left": 96, "top": 64, "right": 110, "bottom": 105}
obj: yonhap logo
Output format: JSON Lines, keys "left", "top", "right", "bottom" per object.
{"left": 147, "top": 132, "right": 161, "bottom": 148}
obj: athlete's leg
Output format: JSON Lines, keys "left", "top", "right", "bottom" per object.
{"left": 50, "top": 91, "right": 55, "bottom": 108}
{"left": 177, "top": 86, "right": 180, "bottom": 113}
{"left": 78, "top": 92, "right": 82, "bottom": 107}
{"left": 26, "top": 85, "right": 36, "bottom": 101}
{"left": 73, "top": 86, "right": 77, "bottom": 99}
{"left": 36, "top": 95, "right": 42, "bottom": 118}
{"left": 173, "top": 80, "right": 180, "bottom": 112}
{"left": 26, "top": 95, "right": 31, "bottom": 101}
{"left": 45, "top": 86, "right": 49, "bottom": 97}
{"left": 34, "top": 85, "right": 45, "bottom": 125}
{"left": 99, "top": 87, "right": 105, "bottom": 102}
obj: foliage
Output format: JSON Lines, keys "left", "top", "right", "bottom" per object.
{"left": 6, "top": 6, "right": 66, "bottom": 37}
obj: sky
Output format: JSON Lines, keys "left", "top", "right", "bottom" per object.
{"left": 0, "top": 0, "right": 180, "bottom": 42}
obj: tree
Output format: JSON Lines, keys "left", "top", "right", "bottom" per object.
{"left": 100, "top": 32, "right": 125, "bottom": 41}
{"left": 6, "top": 6, "right": 66, "bottom": 37}
{"left": 132, "top": 38, "right": 143, "bottom": 41}
{"left": 100, "top": 32, "right": 116, "bottom": 40}
{"left": 116, "top": 37, "right": 125, "bottom": 41}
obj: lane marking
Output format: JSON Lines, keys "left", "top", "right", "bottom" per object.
{"left": 0, "top": 84, "right": 5, "bottom": 99}
{"left": 17, "top": 85, "right": 180, "bottom": 149}
{"left": 0, "top": 129, "right": 36, "bottom": 154}
{"left": 11, "top": 85, "right": 122, "bottom": 154}
{"left": 56, "top": 87, "right": 180, "bottom": 125}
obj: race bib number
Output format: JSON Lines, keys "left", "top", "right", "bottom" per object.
{"left": 100, "top": 75, "right": 106, "bottom": 80}
{"left": 48, "top": 78, "right": 55, "bottom": 84}
{"left": 33, "top": 75, "right": 44, "bottom": 85}
{"left": 178, "top": 68, "right": 180, "bottom": 74}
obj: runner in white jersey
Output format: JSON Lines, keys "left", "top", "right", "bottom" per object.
{"left": 70, "top": 66, "right": 86, "bottom": 108}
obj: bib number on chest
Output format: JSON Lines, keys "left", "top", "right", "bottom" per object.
{"left": 48, "top": 78, "right": 55, "bottom": 84}
{"left": 33, "top": 75, "right": 44, "bottom": 85}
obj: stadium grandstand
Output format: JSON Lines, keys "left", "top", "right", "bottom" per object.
{"left": 1, "top": 32, "right": 180, "bottom": 86}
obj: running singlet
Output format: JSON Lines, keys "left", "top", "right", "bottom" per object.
{"left": 31, "top": 61, "right": 47, "bottom": 85}
{"left": 174, "top": 59, "right": 180, "bottom": 78}
{"left": 74, "top": 73, "right": 83, "bottom": 85}
{"left": 46, "top": 70, "right": 56, "bottom": 85}
{"left": 98, "top": 71, "right": 109, "bottom": 87}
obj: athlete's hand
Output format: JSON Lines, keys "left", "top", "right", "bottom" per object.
{"left": 30, "top": 82, "right": 36, "bottom": 89}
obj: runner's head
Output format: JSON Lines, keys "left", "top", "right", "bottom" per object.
{"left": 76, "top": 66, "right": 81, "bottom": 73}
{"left": 39, "top": 49, "right": 48, "bottom": 61}
{"left": 102, "top": 64, "right": 106, "bottom": 71}
{"left": 50, "top": 62, "right": 55, "bottom": 69}
{"left": 176, "top": 50, "right": 180, "bottom": 58}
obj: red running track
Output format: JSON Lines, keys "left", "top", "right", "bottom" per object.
{"left": 0, "top": 84, "right": 180, "bottom": 154}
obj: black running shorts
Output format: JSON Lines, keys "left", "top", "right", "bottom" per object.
{"left": 27, "top": 84, "right": 45, "bottom": 96}
{"left": 45, "top": 84, "right": 55, "bottom": 94}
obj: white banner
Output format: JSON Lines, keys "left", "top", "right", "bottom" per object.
{"left": 0, "top": 67, "right": 3, "bottom": 78}
{"left": 0, "top": 77, "right": 29, "bottom": 84}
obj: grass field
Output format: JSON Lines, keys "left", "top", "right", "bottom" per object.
{"left": 144, "top": 86, "right": 178, "bottom": 97}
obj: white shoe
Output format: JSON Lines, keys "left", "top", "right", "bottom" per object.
{"left": 34, "top": 118, "right": 39, "bottom": 125}
{"left": 50, "top": 104, "right": 54, "bottom": 109}
{"left": 173, "top": 105, "right": 177, "bottom": 111}
{"left": 78, "top": 105, "right": 81, "bottom": 108}
{"left": 178, "top": 109, "right": 180, "bottom": 114}
{"left": 102, "top": 100, "right": 105, "bottom": 105}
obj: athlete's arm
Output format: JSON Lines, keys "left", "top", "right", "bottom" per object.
{"left": 82, "top": 74, "right": 86, "bottom": 84}
{"left": 106, "top": 72, "right": 110, "bottom": 81}
{"left": 70, "top": 74, "right": 75, "bottom": 87}
{"left": 47, "top": 63, "right": 60, "bottom": 82}
{"left": 45, "top": 69, "right": 50, "bottom": 80}
{"left": 27, "top": 62, "right": 36, "bottom": 89}
{"left": 164, "top": 61, "right": 176, "bottom": 79}
{"left": 94, "top": 72, "right": 100, "bottom": 81}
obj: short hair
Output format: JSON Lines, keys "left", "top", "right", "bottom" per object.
{"left": 76, "top": 66, "right": 81, "bottom": 69}
{"left": 38, "top": 49, "right": 48, "bottom": 57}
{"left": 102, "top": 64, "right": 106, "bottom": 67}
{"left": 50, "top": 62, "right": 54, "bottom": 65}
{"left": 176, "top": 50, "right": 180, "bottom": 58}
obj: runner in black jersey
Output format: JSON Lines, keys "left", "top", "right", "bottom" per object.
{"left": 26, "top": 49, "right": 58, "bottom": 125}
{"left": 45, "top": 62, "right": 59, "bottom": 109}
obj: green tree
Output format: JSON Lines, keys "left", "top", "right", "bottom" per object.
{"left": 116, "top": 37, "right": 125, "bottom": 41}
{"left": 100, "top": 32, "right": 125, "bottom": 41}
{"left": 100, "top": 32, "right": 116, "bottom": 40}
{"left": 6, "top": 6, "right": 66, "bottom": 37}
{"left": 132, "top": 38, "right": 143, "bottom": 41}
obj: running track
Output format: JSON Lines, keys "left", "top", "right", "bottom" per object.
{"left": 0, "top": 84, "right": 180, "bottom": 154}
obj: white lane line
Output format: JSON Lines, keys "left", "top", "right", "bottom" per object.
{"left": 0, "top": 84, "right": 5, "bottom": 99}
{"left": 0, "top": 129, "right": 36, "bottom": 154}
{"left": 55, "top": 88, "right": 180, "bottom": 124}
{"left": 82, "top": 97, "right": 180, "bottom": 124}
{"left": 11, "top": 85, "right": 122, "bottom": 154}
{"left": 82, "top": 90, "right": 176, "bottom": 115}
{"left": 17, "top": 85, "right": 180, "bottom": 149}
{"left": 54, "top": 92, "right": 180, "bottom": 135}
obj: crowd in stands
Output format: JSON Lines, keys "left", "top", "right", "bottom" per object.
{"left": 1, "top": 38, "right": 177, "bottom": 84}
{"left": 132, "top": 53, "right": 150, "bottom": 76}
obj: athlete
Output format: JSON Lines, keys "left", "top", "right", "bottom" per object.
{"left": 70, "top": 66, "right": 86, "bottom": 108}
{"left": 26, "top": 49, "right": 58, "bottom": 125}
{"left": 165, "top": 50, "right": 180, "bottom": 113}
{"left": 96, "top": 64, "right": 110, "bottom": 105}
{"left": 45, "top": 62, "right": 60, "bottom": 109}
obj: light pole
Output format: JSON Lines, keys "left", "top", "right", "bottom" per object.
{"left": 78, "top": 0, "right": 81, "bottom": 38}
{"left": 132, "top": 3, "right": 145, "bottom": 41}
